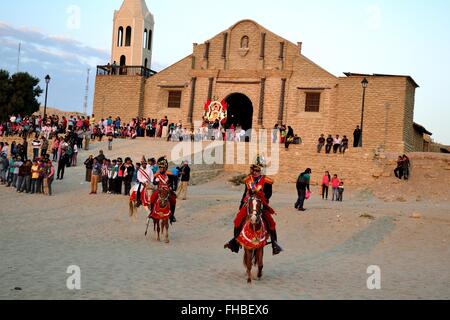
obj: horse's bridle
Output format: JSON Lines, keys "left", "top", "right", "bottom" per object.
{"left": 247, "top": 195, "right": 263, "bottom": 226}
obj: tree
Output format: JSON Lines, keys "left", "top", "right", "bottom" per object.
{"left": 0, "top": 70, "right": 12, "bottom": 121}
{"left": 0, "top": 70, "right": 43, "bottom": 121}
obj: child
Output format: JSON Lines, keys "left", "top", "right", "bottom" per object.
{"left": 338, "top": 181, "right": 345, "bottom": 202}
{"left": 331, "top": 174, "right": 340, "bottom": 201}
{"left": 108, "top": 136, "right": 113, "bottom": 151}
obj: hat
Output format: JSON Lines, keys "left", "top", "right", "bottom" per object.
{"left": 157, "top": 156, "right": 169, "bottom": 169}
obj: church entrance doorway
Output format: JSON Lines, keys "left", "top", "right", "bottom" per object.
{"left": 225, "top": 93, "right": 254, "bottom": 131}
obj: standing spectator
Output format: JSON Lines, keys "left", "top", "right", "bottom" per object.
{"left": 317, "top": 134, "right": 326, "bottom": 153}
{"left": 170, "top": 165, "right": 180, "bottom": 191}
{"left": 353, "top": 126, "right": 362, "bottom": 148}
{"left": 18, "top": 160, "right": 31, "bottom": 193}
{"left": 333, "top": 135, "right": 342, "bottom": 154}
{"left": 41, "top": 137, "right": 49, "bottom": 158}
{"left": 121, "top": 157, "right": 135, "bottom": 196}
{"left": 331, "top": 174, "right": 341, "bottom": 201}
{"left": 402, "top": 154, "right": 411, "bottom": 180}
{"left": 45, "top": 160, "right": 55, "bottom": 196}
{"left": 30, "top": 160, "right": 39, "bottom": 194}
{"left": 12, "top": 156, "right": 23, "bottom": 188}
{"left": 116, "top": 158, "right": 124, "bottom": 195}
{"left": 295, "top": 168, "right": 312, "bottom": 212}
{"left": 340, "top": 136, "right": 349, "bottom": 154}
{"left": 90, "top": 158, "right": 101, "bottom": 195}
{"left": 84, "top": 155, "right": 94, "bottom": 182}
{"left": 32, "top": 135, "right": 42, "bottom": 160}
{"left": 51, "top": 137, "right": 60, "bottom": 162}
{"left": 338, "top": 181, "right": 345, "bottom": 202}
{"left": 394, "top": 156, "right": 404, "bottom": 180}
{"left": 56, "top": 151, "right": 68, "bottom": 180}
{"left": 0, "top": 153, "right": 8, "bottom": 185}
{"left": 101, "top": 159, "right": 110, "bottom": 194}
{"left": 72, "top": 144, "right": 78, "bottom": 167}
{"left": 108, "top": 136, "right": 113, "bottom": 151}
{"left": 108, "top": 159, "right": 118, "bottom": 194}
{"left": 21, "top": 138, "right": 28, "bottom": 161}
{"left": 322, "top": 171, "right": 331, "bottom": 200}
{"left": 177, "top": 161, "right": 191, "bottom": 201}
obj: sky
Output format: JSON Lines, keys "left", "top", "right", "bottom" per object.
{"left": 0, "top": 0, "right": 449, "bottom": 144}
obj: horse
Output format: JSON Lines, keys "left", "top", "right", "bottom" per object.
{"left": 149, "top": 187, "right": 171, "bottom": 243}
{"left": 129, "top": 184, "right": 151, "bottom": 222}
{"left": 237, "top": 194, "right": 269, "bottom": 284}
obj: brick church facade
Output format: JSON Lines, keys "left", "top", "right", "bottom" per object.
{"left": 93, "top": 0, "right": 429, "bottom": 153}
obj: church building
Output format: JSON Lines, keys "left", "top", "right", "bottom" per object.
{"left": 93, "top": 0, "right": 431, "bottom": 153}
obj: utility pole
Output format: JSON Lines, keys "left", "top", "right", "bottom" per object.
{"left": 83, "top": 68, "right": 90, "bottom": 115}
{"left": 17, "top": 42, "right": 21, "bottom": 73}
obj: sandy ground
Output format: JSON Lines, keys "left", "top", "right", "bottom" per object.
{"left": 0, "top": 139, "right": 449, "bottom": 300}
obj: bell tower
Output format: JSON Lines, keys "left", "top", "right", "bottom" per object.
{"left": 111, "top": 0, "right": 155, "bottom": 69}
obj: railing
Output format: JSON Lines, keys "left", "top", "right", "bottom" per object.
{"left": 96, "top": 65, "right": 157, "bottom": 78}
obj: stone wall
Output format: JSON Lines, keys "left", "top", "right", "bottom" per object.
{"left": 93, "top": 75, "right": 145, "bottom": 121}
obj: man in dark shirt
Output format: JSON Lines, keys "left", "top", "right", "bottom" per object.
{"left": 295, "top": 168, "right": 312, "bottom": 212}
{"left": 317, "top": 134, "right": 326, "bottom": 153}
{"left": 177, "top": 161, "right": 191, "bottom": 200}
{"left": 325, "top": 135, "right": 333, "bottom": 154}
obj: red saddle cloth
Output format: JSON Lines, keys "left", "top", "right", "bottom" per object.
{"left": 237, "top": 221, "right": 269, "bottom": 250}
{"left": 150, "top": 199, "right": 171, "bottom": 221}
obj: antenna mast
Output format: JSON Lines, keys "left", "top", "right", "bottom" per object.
{"left": 83, "top": 68, "right": 90, "bottom": 115}
{"left": 17, "top": 42, "right": 21, "bottom": 73}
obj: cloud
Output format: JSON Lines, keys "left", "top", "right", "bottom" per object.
{"left": 0, "top": 21, "right": 110, "bottom": 113}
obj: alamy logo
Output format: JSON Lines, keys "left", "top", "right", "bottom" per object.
{"left": 66, "top": 265, "right": 81, "bottom": 290}
{"left": 366, "top": 265, "right": 381, "bottom": 290}
{"left": 66, "top": 5, "right": 81, "bottom": 30}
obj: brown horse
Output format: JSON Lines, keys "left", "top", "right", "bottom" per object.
{"left": 239, "top": 195, "right": 268, "bottom": 284}
{"left": 150, "top": 187, "right": 171, "bottom": 243}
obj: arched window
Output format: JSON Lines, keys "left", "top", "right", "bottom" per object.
{"left": 143, "top": 29, "right": 148, "bottom": 49}
{"left": 120, "top": 55, "right": 126, "bottom": 66}
{"left": 148, "top": 30, "right": 152, "bottom": 50}
{"left": 119, "top": 55, "right": 126, "bottom": 75}
{"left": 125, "top": 26, "right": 132, "bottom": 47}
{"left": 117, "top": 27, "right": 123, "bottom": 47}
{"left": 144, "top": 58, "right": 148, "bottom": 69}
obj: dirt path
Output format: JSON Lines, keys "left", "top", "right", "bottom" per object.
{"left": 1, "top": 139, "right": 449, "bottom": 299}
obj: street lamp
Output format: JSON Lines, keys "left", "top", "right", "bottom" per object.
{"left": 44, "top": 75, "right": 51, "bottom": 119}
{"left": 359, "top": 78, "right": 369, "bottom": 147}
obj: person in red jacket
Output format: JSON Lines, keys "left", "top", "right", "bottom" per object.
{"left": 225, "top": 164, "right": 283, "bottom": 256}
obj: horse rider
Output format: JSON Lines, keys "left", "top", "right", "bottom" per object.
{"left": 151, "top": 157, "right": 177, "bottom": 224}
{"left": 134, "top": 160, "right": 154, "bottom": 208}
{"left": 225, "top": 164, "right": 283, "bottom": 256}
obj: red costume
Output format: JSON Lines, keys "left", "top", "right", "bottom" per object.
{"left": 150, "top": 170, "right": 177, "bottom": 223}
{"left": 234, "top": 175, "right": 276, "bottom": 231}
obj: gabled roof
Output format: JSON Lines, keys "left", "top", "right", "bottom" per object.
{"left": 343, "top": 72, "right": 419, "bottom": 88}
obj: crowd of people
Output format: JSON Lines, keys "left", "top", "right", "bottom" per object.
{"left": 0, "top": 147, "right": 56, "bottom": 196}
{"left": 317, "top": 134, "right": 350, "bottom": 154}
{"left": 83, "top": 150, "right": 191, "bottom": 200}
